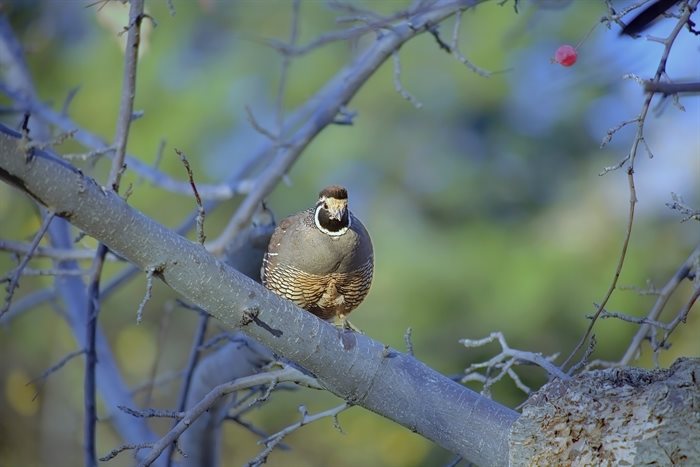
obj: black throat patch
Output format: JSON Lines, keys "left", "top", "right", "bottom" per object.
{"left": 316, "top": 205, "right": 349, "bottom": 233}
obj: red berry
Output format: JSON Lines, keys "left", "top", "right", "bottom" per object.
{"left": 554, "top": 44, "right": 577, "bottom": 67}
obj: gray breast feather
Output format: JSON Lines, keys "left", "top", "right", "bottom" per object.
{"left": 270, "top": 211, "right": 372, "bottom": 276}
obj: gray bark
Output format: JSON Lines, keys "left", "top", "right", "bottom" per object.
{"left": 510, "top": 357, "right": 700, "bottom": 466}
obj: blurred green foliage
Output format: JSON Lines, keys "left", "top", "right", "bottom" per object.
{"left": 0, "top": 1, "right": 698, "bottom": 466}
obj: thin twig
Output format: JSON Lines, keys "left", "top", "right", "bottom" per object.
{"left": 22, "top": 129, "right": 77, "bottom": 152}
{"left": 597, "top": 308, "right": 669, "bottom": 329}
{"left": 84, "top": 243, "right": 108, "bottom": 467}
{"left": 583, "top": 245, "right": 700, "bottom": 370}
{"left": 84, "top": 7, "right": 147, "bottom": 462}
{"left": 245, "top": 105, "right": 279, "bottom": 141}
{"left": 134, "top": 366, "right": 322, "bottom": 466}
{"left": 0, "top": 241, "right": 104, "bottom": 260}
{"left": 567, "top": 334, "right": 596, "bottom": 375}
{"left": 110, "top": 0, "right": 145, "bottom": 192}
{"left": 100, "top": 443, "right": 153, "bottom": 462}
{"left": 164, "top": 311, "right": 209, "bottom": 467}
{"left": 660, "top": 286, "right": 700, "bottom": 346}
{"left": 246, "top": 402, "right": 350, "bottom": 467}
{"left": 450, "top": 10, "right": 491, "bottom": 77}
{"left": 0, "top": 212, "right": 55, "bottom": 318}
{"left": 118, "top": 405, "right": 183, "bottom": 419}
{"left": 562, "top": 167, "right": 638, "bottom": 371}
{"left": 621, "top": 245, "right": 699, "bottom": 364}
{"left": 12, "top": 267, "right": 90, "bottom": 277}
{"left": 61, "top": 86, "right": 81, "bottom": 116}
{"left": 228, "top": 416, "right": 291, "bottom": 451}
{"left": 0, "top": 288, "right": 56, "bottom": 326}
{"left": 62, "top": 145, "right": 116, "bottom": 161}
{"left": 600, "top": 118, "right": 639, "bottom": 150}
{"left": 260, "top": 6, "right": 415, "bottom": 58}
{"left": 392, "top": 50, "right": 423, "bottom": 108}
{"left": 0, "top": 84, "right": 243, "bottom": 200}
{"left": 667, "top": 192, "right": 700, "bottom": 222}
{"left": 460, "top": 331, "right": 566, "bottom": 398}
{"left": 136, "top": 266, "right": 157, "bottom": 324}
{"left": 130, "top": 370, "right": 185, "bottom": 396}
{"left": 563, "top": 0, "right": 698, "bottom": 370}
{"left": 175, "top": 149, "right": 206, "bottom": 244}
{"left": 275, "top": 0, "right": 301, "bottom": 134}
{"left": 29, "top": 348, "right": 86, "bottom": 399}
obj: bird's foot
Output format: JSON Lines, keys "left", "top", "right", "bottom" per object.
{"left": 332, "top": 314, "right": 363, "bottom": 334}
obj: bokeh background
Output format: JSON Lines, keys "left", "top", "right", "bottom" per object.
{"left": 1, "top": 0, "right": 698, "bottom": 466}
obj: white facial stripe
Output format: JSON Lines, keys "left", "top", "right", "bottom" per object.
{"left": 314, "top": 204, "right": 349, "bottom": 236}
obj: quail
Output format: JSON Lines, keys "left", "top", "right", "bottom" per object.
{"left": 261, "top": 185, "right": 373, "bottom": 328}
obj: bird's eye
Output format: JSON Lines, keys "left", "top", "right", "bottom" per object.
{"left": 323, "top": 202, "right": 328, "bottom": 209}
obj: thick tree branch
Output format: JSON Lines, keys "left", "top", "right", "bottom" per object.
{"left": 0, "top": 126, "right": 518, "bottom": 467}
{"left": 644, "top": 80, "right": 700, "bottom": 94}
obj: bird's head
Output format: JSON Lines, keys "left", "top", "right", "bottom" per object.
{"left": 314, "top": 185, "right": 351, "bottom": 236}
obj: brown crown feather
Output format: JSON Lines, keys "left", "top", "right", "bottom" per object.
{"left": 319, "top": 185, "right": 348, "bottom": 200}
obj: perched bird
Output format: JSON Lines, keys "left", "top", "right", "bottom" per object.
{"left": 261, "top": 185, "right": 374, "bottom": 329}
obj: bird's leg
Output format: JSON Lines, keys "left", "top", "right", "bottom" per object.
{"left": 332, "top": 313, "right": 363, "bottom": 333}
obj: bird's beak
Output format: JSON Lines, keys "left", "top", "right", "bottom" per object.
{"left": 324, "top": 198, "right": 348, "bottom": 221}
{"left": 327, "top": 206, "right": 346, "bottom": 221}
